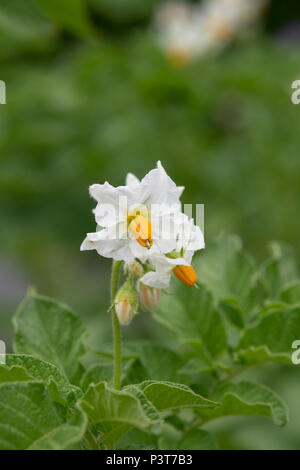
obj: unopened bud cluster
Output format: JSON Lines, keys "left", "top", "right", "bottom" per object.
{"left": 115, "top": 262, "right": 161, "bottom": 326}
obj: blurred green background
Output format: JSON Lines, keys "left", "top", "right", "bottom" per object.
{"left": 1, "top": 0, "right": 300, "bottom": 449}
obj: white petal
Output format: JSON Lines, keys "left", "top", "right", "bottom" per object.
{"left": 126, "top": 172, "right": 140, "bottom": 188}
{"left": 184, "top": 250, "right": 194, "bottom": 265}
{"left": 129, "top": 239, "right": 151, "bottom": 260}
{"left": 90, "top": 182, "right": 132, "bottom": 227}
{"left": 139, "top": 161, "right": 183, "bottom": 207}
{"left": 139, "top": 271, "right": 171, "bottom": 289}
{"left": 176, "top": 186, "right": 185, "bottom": 198}
{"left": 150, "top": 206, "right": 182, "bottom": 250}
{"left": 164, "top": 256, "right": 191, "bottom": 267}
{"left": 188, "top": 224, "right": 205, "bottom": 251}
{"left": 80, "top": 228, "right": 134, "bottom": 264}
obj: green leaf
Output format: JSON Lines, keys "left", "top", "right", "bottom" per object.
{"left": 177, "top": 429, "right": 218, "bottom": 450}
{"left": 193, "top": 235, "right": 258, "bottom": 314}
{"left": 124, "top": 384, "right": 161, "bottom": 424}
{"left": 38, "top": 0, "right": 95, "bottom": 38}
{"left": 219, "top": 297, "right": 245, "bottom": 329}
{"left": 121, "top": 358, "right": 148, "bottom": 386}
{"left": 279, "top": 280, "right": 300, "bottom": 305}
{"left": 123, "top": 341, "right": 184, "bottom": 382}
{"left": 0, "top": 382, "right": 87, "bottom": 450}
{"left": 157, "top": 423, "right": 181, "bottom": 450}
{"left": 80, "top": 364, "right": 113, "bottom": 391}
{"left": 236, "top": 306, "right": 300, "bottom": 365}
{"left": 79, "top": 381, "right": 160, "bottom": 449}
{"left": 178, "top": 357, "right": 213, "bottom": 375}
{"left": 0, "top": 0, "right": 53, "bottom": 40}
{"left": 79, "top": 381, "right": 155, "bottom": 430}
{"left": 31, "top": 409, "right": 87, "bottom": 450}
{"left": 196, "top": 381, "right": 288, "bottom": 427}
{"left": 153, "top": 283, "right": 227, "bottom": 361}
{"left": 13, "top": 293, "right": 87, "bottom": 383}
{"left": 259, "top": 242, "right": 299, "bottom": 300}
{"left": 139, "top": 381, "right": 219, "bottom": 411}
{"left": 116, "top": 428, "right": 157, "bottom": 450}
{"left": 0, "top": 364, "right": 31, "bottom": 383}
{"left": 89, "top": 341, "right": 184, "bottom": 384}
{"left": 2, "top": 354, "right": 81, "bottom": 405}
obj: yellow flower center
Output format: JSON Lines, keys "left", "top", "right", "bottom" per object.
{"left": 128, "top": 207, "right": 153, "bottom": 249}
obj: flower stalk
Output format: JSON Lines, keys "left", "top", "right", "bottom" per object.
{"left": 111, "top": 260, "right": 122, "bottom": 390}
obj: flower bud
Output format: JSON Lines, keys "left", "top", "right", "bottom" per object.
{"left": 115, "top": 280, "right": 139, "bottom": 326}
{"left": 173, "top": 264, "right": 197, "bottom": 287}
{"left": 124, "top": 261, "right": 143, "bottom": 278}
{"left": 139, "top": 283, "right": 161, "bottom": 311}
{"left": 115, "top": 299, "right": 135, "bottom": 325}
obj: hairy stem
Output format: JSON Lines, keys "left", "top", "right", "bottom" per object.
{"left": 111, "top": 260, "right": 122, "bottom": 390}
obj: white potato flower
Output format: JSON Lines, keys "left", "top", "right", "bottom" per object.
{"left": 80, "top": 161, "right": 185, "bottom": 264}
{"left": 155, "top": 0, "right": 268, "bottom": 65}
{"left": 139, "top": 214, "right": 204, "bottom": 289}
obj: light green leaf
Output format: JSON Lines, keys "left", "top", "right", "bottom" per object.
{"left": 0, "top": 364, "right": 31, "bottom": 383}
{"left": 259, "top": 242, "right": 299, "bottom": 300}
{"left": 140, "top": 381, "right": 219, "bottom": 411}
{"left": 79, "top": 381, "right": 155, "bottom": 430}
{"left": 124, "top": 384, "right": 161, "bottom": 424}
{"left": 79, "top": 381, "right": 159, "bottom": 449}
{"left": 98, "top": 423, "right": 132, "bottom": 450}
{"left": 279, "top": 280, "right": 300, "bottom": 305}
{"left": 116, "top": 428, "right": 157, "bottom": 450}
{"left": 13, "top": 293, "right": 87, "bottom": 383}
{"left": 157, "top": 423, "right": 181, "bottom": 450}
{"left": 2, "top": 354, "right": 81, "bottom": 405}
{"left": 153, "top": 283, "right": 227, "bottom": 361}
{"left": 177, "top": 429, "right": 218, "bottom": 450}
{"left": 193, "top": 235, "right": 258, "bottom": 314}
{"left": 0, "top": 382, "right": 87, "bottom": 450}
{"left": 196, "top": 381, "right": 288, "bottom": 427}
{"left": 30, "top": 408, "right": 87, "bottom": 450}
{"left": 236, "top": 306, "right": 300, "bottom": 365}
{"left": 38, "top": 0, "right": 95, "bottom": 37}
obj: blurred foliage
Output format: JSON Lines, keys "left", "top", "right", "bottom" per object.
{"left": 0, "top": 0, "right": 300, "bottom": 450}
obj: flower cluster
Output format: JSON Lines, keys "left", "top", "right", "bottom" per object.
{"left": 155, "top": 0, "right": 268, "bottom": 66}
{"left": 81, "top": 161, "right": 204, "bottom": 324}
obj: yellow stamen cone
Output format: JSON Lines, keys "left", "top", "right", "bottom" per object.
{"left": 173, "top": 264, "right": 197, "bottom": 287}
{"left": 129, "top": 215, "right": 153, "bottom": 248}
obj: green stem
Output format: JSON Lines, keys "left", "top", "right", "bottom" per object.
{"left": 111, "top": 260, "right": 122, "bottom": 390}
